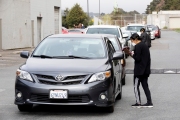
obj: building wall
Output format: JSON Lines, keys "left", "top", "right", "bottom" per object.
{"left": 30, "top": 0, "right": 62, "bottom": 47}
{"left": 147, "top": 11, "right": 180, "bottom": 29}
{"left": 0, "top": 0, "right": 32, "bottom": 49}
{"left": 93, "top": 16, "right": 103, "bottom": 25}
{"left": 158, "top": 10, "right": 180, "bottom": 14}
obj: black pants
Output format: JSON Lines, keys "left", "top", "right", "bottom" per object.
{"left": 134, "top": 75, "right": 152, "bottom": 104}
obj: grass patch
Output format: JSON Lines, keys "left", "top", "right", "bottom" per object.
{"left": 163, "top": 26, "right": 168, "bottom": 29}
{"left": 175, "top": 28, "right": 180, "bottom": 33}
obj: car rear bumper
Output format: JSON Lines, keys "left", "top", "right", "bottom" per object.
{"left": 15, "top": 78, "right": 115, "bottom": 107}
{"left": 155, "top": 33, "right": 160, "bottom": 37}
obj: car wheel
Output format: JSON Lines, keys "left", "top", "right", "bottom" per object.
{"left": 122, "top": 76, "right": 126, "bottom": 85}
{"left": 106, "top": 105, "right": 114, "bottom": 113}
{"left": 18, "top": 104, "right": 33, "bottom": 112}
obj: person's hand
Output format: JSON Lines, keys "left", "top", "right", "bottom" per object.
{"left": 123, "top": 47, "right": 130, "bottom": 55}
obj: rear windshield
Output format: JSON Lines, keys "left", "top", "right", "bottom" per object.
{"left": 86, "top": 28, "right": 120, "bottom": 38}
{"left": 126, "top": 26, "right": 144, "bottom": 32}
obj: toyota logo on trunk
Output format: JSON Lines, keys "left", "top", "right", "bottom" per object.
{"left": 55, "top": 75, "right": 64, "bottom": 81}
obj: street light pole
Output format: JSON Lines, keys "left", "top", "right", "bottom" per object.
{"left": 87, "top": 0, "right": 89, "bottom": 17}
{"left": 87, "top": 0, "right": 89, "bottom": 25}
{"left": 99, "top": 0, "right": 100, "bottom": 25}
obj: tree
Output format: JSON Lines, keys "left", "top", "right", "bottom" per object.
{"left": 88, "top": 19, "right": 94, "bottom": 26}
{"left": 66, "top": 4, "right": 88, "bottom": 28}
{"left": 62, "top": 8, "right": 69, "bottom": 28}
{"left": 145, "top": 0, "right": 180, "bottom": 14}
{"left": 102, "top": 14, "right": 111, "bottom": 25}
{"left": 162, "top": 0, "right": 180, "bottom": 10}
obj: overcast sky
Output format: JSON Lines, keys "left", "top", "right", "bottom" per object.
{"left": 61, "top": 0, "right": 152, "bottom": 14}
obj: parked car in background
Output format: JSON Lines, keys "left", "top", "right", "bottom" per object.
{"left": 121, "top": 28, "right": 134, "bottom": 52}
{"left": 68, "top": 29, "right": 85, "bottom": 34}
{"left": 15, "top": 34, "right": 124, "bottom": 113}
{"left": 153, "top": 25, "right": 161, "bottom": 38}
{"left": 85, "top": 25, "right": 128, "bottom": 48}
{"left": 120, "top": 26, "right": 127, "bottom": 31}
{"left": 62, "top": 27, "right": 68, "bottom": 34}
{"left": 126, "top": 24, "right": 155, "bottom": 40}
{"left": 147, "top": 25, "right": 156, "bottom": 40}
{"left": 105, "top": 34, "right": 126, "bottom": 85}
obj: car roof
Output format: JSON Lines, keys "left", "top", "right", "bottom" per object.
{"left": 49, "top": 34, "right": 107, "bottom": 38}
{"left": 87, "top": 25, "right": 120, "bottom": 28}
{"left": 127, "top": 24, "right": 144, "bottom": 26}
{"left": 98, "top": 34, "right": 117, "bottom": 37}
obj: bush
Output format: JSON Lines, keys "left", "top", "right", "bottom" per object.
{"left": 175, "top": 28, "right": 180, "bottom": 33}
{"left": 163, "top": 26, "right": 168, "bottom": 29}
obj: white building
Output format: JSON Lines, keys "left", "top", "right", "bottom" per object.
{"left": 147, "top": 10, "right": 180, "bottom": 29}
{"left": 0, "top": 0, "right": 62, "bottom": 50}
{"left": 93, "top": 16, "right": 104, "bottom": 25}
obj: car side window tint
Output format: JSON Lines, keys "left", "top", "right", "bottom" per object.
{"left": 107, "top": 40, "right": 116, "bottom": 59}
{"left": 116, "top": 37, "right": 122, "bottom": 49}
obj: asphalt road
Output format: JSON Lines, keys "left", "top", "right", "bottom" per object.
{"left": 0, "top": 31, "right": 180, "bottom": 120}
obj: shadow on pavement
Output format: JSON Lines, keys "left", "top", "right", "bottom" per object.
{"left": 17, "top": 105, "right": 111, "bottom": 115}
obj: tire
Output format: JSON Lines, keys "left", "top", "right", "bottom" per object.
{"left": 106, "top": 105, "right": 114, "bottom": 113}
{"left": 122, "top": 76, "right": 126, "bottom": 85}
{"left": 18, "top": 104, "right": 33, "bottom": 112}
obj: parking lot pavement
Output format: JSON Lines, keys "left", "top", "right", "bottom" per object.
{"left": 0, "top": 31, "right": 180, "bottom": 120}
{"left": 0, "top": 48, "right": 33, "bottom": 68}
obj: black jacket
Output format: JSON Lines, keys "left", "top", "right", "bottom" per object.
{"left": 141, "top": 32, "right": 151, "bottom": 48}
{"left": 133, "top": 42, "right": 151, "bottom": 77}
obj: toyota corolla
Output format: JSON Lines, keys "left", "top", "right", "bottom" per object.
{"left": 14, "top": 34, "right": 124, "bottom": 113}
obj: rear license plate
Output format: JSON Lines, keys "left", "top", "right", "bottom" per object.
{"left": 49, "top": 90, "right": 68, "bottom": 99}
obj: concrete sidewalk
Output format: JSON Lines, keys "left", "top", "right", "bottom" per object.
{"left": 0, "top": 47, "right": 34, "bottom": 57}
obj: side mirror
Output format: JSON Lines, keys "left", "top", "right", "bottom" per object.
{"left": 113, "top": 52, "right": 124, "bottom": 60}
{"left": 20, "top": 51, "right": 30, "bottom": 58}
{"left": 123, "top": 33, "right": 129, "bottom": 38}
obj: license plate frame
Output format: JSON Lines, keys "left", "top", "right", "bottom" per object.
{"left": 49, "top": 89, "right": 68, "bottom": 99}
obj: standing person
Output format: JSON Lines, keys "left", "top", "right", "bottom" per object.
{"left": 123, "top": 33, "right": 153, "bottom": 108}
{"left": 140, "top": 28, "right": 151, "bottom": 48}
{"left": 81, "top": 24, "right": 85, "bottom": 29}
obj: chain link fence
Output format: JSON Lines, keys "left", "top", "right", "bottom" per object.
{"left": 101, "top": 14, "right": 148, "bottom": 27}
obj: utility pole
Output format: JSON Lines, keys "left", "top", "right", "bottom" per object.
{"left": 87, "top": 0, "right": 89, "bottom": 17}
{"left": 98, "top": 0, "right": 100, "bottom": 25}
{"left": 87, "top": 0, "right": 89, "bottom": 25}
{"left": 121, "top": 15, "right": 122, "bottom": 27}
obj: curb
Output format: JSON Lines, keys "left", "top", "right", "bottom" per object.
{"left": 13, "top": 51, "right": 22, "bottom": 54}
{"left": 13, "top": 49, "right": 34, "bottom": 54}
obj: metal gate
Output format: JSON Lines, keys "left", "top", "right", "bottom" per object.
{"left": 54, "top": 7, "right": 60, "bottom": 34}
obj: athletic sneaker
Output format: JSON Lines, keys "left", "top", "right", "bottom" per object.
{"left": 131, "top": 103, "right": 141, "bottom": 108}
{"left": 141, "top": 103, "right": 153, "bottom": 108}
